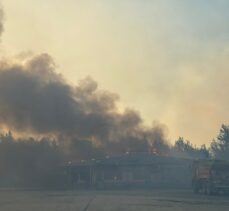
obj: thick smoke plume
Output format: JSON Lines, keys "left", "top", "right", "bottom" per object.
{"left": 0, "top": 53, "right": 170, "bottom": 187}
{"left": 0, "top": 2, "right": 169, "bottom": 165}
{"left": 0, "top": 54, "right": 169, "bottom": 157}
{"left": 0, "top": 3, "right": 214, "bottom": 188}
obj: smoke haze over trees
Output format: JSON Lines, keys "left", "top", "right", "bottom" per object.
{"left": 0, "top": 2, "right": 228, "bottom": 188}
{"left": 0, "top": 3, "right": 171, "bottom": 156}
{"left": 0, "top": 53, "right": 170, "bottom": 156}
{"left": 0, "top": 6, "right": 173, "bottom": 187}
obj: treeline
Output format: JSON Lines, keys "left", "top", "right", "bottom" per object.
{"left": 173, "top": 124, "right": 229, "bottom": 160}
{"left": 0, "top": 133, "right": 65, "bottom": 188}
{"left": 0, "top": 124, "right": 229, "bottom": 188}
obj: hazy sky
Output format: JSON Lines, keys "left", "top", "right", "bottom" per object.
{"left": 1, "top": 0, "right": 229, "bottom": 145}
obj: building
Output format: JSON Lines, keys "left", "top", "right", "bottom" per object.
{"left": 65, "top": 153, "right": 192, "bottom": 189}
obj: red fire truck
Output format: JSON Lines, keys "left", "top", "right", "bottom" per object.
{"left": 192, "top": 159, "right": 229, "bottom": 195}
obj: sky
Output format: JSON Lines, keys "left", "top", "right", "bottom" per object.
{"left": 1, "top": 0, "right": 229, "bottom": 146}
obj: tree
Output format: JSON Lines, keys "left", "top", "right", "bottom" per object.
{"left": 210, "top": 124, "right": 229, "bottom": 160}
{"left": 199, "top": 144, "right": 210, "bottom": 159}
{"left": 173, "top": 137, "right": 209, "bottom": 159}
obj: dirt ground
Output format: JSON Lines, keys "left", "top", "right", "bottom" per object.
{"left": 0, "top": 189, "right": 229, "bottom": 211}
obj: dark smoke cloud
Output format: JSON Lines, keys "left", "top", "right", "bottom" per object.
{"left": 0, "top": 2, "right": 168, "bottom": 156}
{"left": 0, "top": 54, "right": 169, "bottom": 155}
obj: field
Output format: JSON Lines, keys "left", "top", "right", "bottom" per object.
{"left": 0, "top": 189, "right": 229, "bottom": 211}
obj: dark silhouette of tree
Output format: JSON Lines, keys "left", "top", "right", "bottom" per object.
{"left": 173, "top": 137, "right": 209, "bottom": 159}
{"left": 0, "top": 132, "right": 65, "bottom": 188}
{"left": 210, "top": 124, "right": 229, "bottom": 160}
{"left": 199, "top": 144, "right": 210, "bottom": 159}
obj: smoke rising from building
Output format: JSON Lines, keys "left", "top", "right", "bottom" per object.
{"left": 0, "top": 2, "right": 221, "bottom": 188}
{"left": 0, "top": 2, "right": 171, "bottom": 163}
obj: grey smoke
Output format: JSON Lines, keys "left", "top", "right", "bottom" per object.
{"left": 0, "top": 54, "right": 169, "bottom": 155}
{"left": 0, "top": 2, "right": 169, "bottom": 155}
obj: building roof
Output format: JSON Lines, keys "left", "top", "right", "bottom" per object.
{"left": 66, "top": 153, "right": 191, "bottom": 167}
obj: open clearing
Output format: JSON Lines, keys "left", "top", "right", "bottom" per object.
{"left": 0, "top": 189, "right": 229, "bottom": 211}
